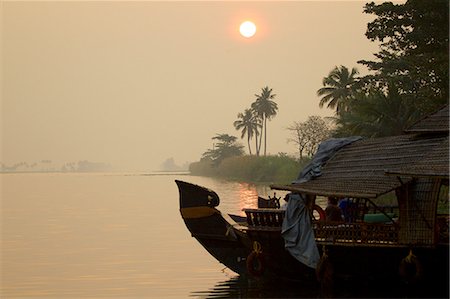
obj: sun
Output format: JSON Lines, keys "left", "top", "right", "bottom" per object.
{"left": 239, "top": 21, "right": 256, "bottom": 38}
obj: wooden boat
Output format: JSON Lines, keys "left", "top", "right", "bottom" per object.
{"left": 176, "top": 106, "right": 449, "bottom": 296}
{"left": 176, "top": 179, "right": 317, "bottom": 280}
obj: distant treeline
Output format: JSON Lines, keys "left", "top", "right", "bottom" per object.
{"left": 189, "top": 155, "right": 311, "bottom": 184}
{"left": 0, "top": 160, "right": 112, "bottom": 173}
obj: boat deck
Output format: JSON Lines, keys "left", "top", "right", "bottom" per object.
{"left": 239, "top": 208, "right": 450, "bottom": 247}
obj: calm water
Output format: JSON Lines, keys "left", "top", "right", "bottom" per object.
{"left": 3, "top": 173, "right": 442, "bottom": 298}
{"left": 1, "top": 172, "right": 303, "bottom": 298}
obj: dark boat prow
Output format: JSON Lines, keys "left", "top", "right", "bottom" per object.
{"left": 176, "top": 179, "right": 219, "bottom": 209}
{"left": 175, "top": 180, "right": 250, "bottom": 275}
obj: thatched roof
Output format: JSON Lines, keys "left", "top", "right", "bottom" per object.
{"left": 271, "top": 134, "right": 448, "bottom": 198}
{"left": 385, "top": 136, "right": 449, "bottom": 179}
{"left": 405, "top": 105, "right": 449, "bottom": 133}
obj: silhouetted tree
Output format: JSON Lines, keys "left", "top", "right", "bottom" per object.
{"left": 317, "top": 66, "right": 359, "bottom": 114}
{"left": 233, "top": 109, "right": 261, "bottom": 155}
{"left": 358, "top": 0, "right": 449, "bottom": 115}
{"left": 287, "top": 116, "right": 330, "bottom": 160}
{"left": 251, "top": 86, "right": 278, "bottom": 156}
{"left": 202, "top": 134, "right": 244, "bottom": 166}
{"left": 332, "top": 84, "right": 420, "bottom": 137}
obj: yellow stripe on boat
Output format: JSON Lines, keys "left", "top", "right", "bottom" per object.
{"left": 180, "top": 207, "right": 219, "bottom": 219}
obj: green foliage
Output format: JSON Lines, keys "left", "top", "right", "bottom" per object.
{"left": 317, "top": 65, "right": 359, "bottom": 114}
{"left": 190, "top": 154, "right": 310, "bottom": 184}
{"left": 320, "top": 1, "right": 448, "bottom": 138}
{"left": 332, "top": 85, "right": 420, "bottom": 137}
{"left": 189, "top": 158, "right": 217, "bottom": 177}
{"left": 201, "top": 134, "right": 244, "bottom": 167}
{"left": 359, "top": 0, "right": 449, "bottom": 114}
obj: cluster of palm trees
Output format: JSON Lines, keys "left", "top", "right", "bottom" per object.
{"left": 317, "top": 65, "right": 421, "bottom": 137}
{"left": 233, "top": 86, "right": 278, "bottom": 156}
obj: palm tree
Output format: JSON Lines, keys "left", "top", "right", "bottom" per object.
{"left": 233, "top": 109, "right": 260, "bottom": 155}
{"left": 317, "top": 65, "right": 359, "bottom": 114}
{"left": 251, "top": 86, "right": 278, "bottom": 156}
{"left": 333, "top": 86, "right": 420, "bottom": 137}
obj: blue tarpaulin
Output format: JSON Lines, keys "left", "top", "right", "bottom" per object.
{"left": 281, "top": 136, "right": 362, "bottom": 269}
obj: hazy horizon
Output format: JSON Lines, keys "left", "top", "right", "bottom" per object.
{"left": 2, "top": 1, "right": 384, "bottom": 171}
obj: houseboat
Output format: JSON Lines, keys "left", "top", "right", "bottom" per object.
{"left": 176, "top": 105, "right": 449, "bottom": 296}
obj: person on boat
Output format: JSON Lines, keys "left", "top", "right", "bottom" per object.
{"left": 325, "top": 197, "right": 343, "bottom": 222}
{"left": 338, "top": 197, "right": 354, "bottom": 222}
{"left": 280, "top": 193, "right": 291, "bottom": 210}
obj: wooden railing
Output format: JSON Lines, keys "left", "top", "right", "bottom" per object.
{"left": 243, "top": 208, "right": 402, "bottom": 245}
{"left": 244, "top": 208, "right": 284, "bottom": 229}
{"left": 243, "top": 209, "right": 450, "bottom": 246}
{"left": 313, "top": 221, "right": 399, "bottom": 246}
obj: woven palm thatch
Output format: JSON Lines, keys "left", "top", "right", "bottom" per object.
{"left": 405, "top": 104, "right": 449, "bottom": 133}
{"left": 272, "top": 133, "right": 448, "bottom": 198}
{"left": 386, "top": 137, "right": 449, "bottom": 178}
{"left": 388, "top": 105, "right": 449, "bottom": 178}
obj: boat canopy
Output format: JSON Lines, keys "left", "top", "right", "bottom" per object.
{"left": 272, "top": 134, "right": 448, "bottom": 199}
{"left": 404, "top": 104, "right": 449, "bottom": 133}
{"left": 385, "top": 137, "right": 449, "bottom": 179}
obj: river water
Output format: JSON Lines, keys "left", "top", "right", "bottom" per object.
{"left": 1, "top": 172, "right": 308, "bottom": 298}
{"left": 2, "top": 173, "right": 444, "bottom": 298}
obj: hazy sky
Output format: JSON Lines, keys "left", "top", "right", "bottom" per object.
{"left": 2, "top": 1, "right": 383, "bottom": 171}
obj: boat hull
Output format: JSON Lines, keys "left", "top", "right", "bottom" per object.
{"left": 176, "top": 180, "right": 251, "bottom": 274}
{"left": 175, "top": 180, "right": 449, "bottom": 296}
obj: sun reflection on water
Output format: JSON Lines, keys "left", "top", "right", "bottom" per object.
{"left": 237, "top": 182, "right": 259, "bottom": 212}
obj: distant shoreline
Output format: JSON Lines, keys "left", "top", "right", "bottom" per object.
{"left": 140, "top": 171, "right": 190, "bottom": 176}
{"left": 0, "top": 170, "right": 191, "bottom": 175}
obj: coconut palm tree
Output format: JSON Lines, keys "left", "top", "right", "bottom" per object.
{"left": 233, "top": 109, "right": 261, "bottom": 155}
{"left": 317, "top": 65, "right": 359, "bottom": 114}
{"left": 251, "top": 86, "right": 278, "bottom": 156}
{"left": 333, "top": 86, "right": 420, "bottom": 137}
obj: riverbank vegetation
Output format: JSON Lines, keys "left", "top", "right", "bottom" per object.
{"left": 189, "top": 154, "right": 310, "bottom": 184}
{"left": 191, "top": 133, "right": 306, "bottom": 183}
